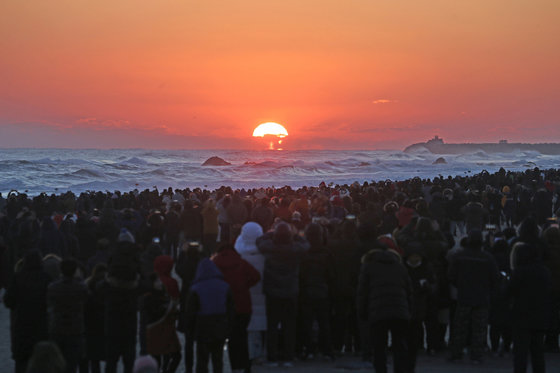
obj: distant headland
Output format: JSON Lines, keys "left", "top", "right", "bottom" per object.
{"left": 404, "top": 136, "right": 560, "bottom": 155}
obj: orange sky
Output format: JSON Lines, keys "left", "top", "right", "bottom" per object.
{"left": 1, "top": 1, "right": 559, "bottom": 149}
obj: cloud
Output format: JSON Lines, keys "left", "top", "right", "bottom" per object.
{"left": 372, "top": 99, "right": 398, "bottom": 104}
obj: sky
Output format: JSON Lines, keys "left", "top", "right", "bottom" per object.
{"left": 1, "top": 0, "right": 559, "bottom": 150}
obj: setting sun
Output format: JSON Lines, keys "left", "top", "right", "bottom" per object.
{"left": 252, "top": 122, "right": 289, "bottom": 138}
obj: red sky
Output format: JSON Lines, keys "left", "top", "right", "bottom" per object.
{"left": 1, "top": 1, "right": 559, "bottom": 150}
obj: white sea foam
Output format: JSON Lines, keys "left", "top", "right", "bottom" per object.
{"left": 0, "top": 148, "right": 557, "bottom": 195}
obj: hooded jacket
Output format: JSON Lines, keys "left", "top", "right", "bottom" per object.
{"left": 186, "top": 258, "right": 234, "bottom": 341}
{"left": 357, "top": 249, "right": 412, "bottom": 322}
{"left": 235, "top": 222, "right": 267, "bottom": 331}
{"left": 154, "top": 255, "right": 179, "bottom": 300}
{"left": 212, "top": 248, "right": 260, "bottom": 314}
{"left": 256, "top": 224, "right": 309, "bottom": 298}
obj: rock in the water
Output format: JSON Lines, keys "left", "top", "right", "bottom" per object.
{"left": 202, "top": 156, "right": 231, "bottom": 166}
{"left": 433, "top": 157, "right": 447, "bottom": 165}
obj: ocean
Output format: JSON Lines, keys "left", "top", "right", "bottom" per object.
{"left": 0, "top": 148, "right": 557, "bottom": 195}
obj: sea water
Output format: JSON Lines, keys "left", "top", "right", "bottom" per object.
{"left": 0, "top": 148, "right": 557, "bottom": 195}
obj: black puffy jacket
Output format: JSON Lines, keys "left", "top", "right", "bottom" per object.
{"left": 257, "top": 230, "right": 309, "bottom": 298}
{"left": 47, "top": 277, "right": 88, "bottom": 336}
{"left": 357, "top": 249, "right": 412, "bottom": 322}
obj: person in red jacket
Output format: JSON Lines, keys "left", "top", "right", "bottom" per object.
{"left": 212, "top": 243, "right": 261, "bottom": 373}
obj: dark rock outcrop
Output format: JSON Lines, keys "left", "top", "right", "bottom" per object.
{"left": 202, "top": 156, "right": 231, "bottom": 166}
{"left": 433, "top": 157, "right": 447, "bottom": 165}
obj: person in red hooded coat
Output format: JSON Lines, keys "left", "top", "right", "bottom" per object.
{"left": 148, "top": 255, "right": 181, "bottom": 373}
{"left": 212, "top": 243, "right": 260, "bottom": 373}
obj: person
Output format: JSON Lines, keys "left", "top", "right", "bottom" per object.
{"left": 235, "top": 222, "right": 267, "bottom": 365}
{"left": 212, "top": 242, "right": 261, "bottom": 373}
{"left": 508, "top": 242, "right": 552, "bottom": 373}
{"left": 201, "top": 199, "right": 219, "bottom": 255}
{"left": 257, "top": 222, "right": 309, "bottom": 367}
{"left": 227, "top": 192, "right": 248, "bottom": 242}
{"left": 4, "top": 250, "right": 51, "bottom": 373}
{"left": 251, "top": 198, "right": 274, "bottom": 233}
{"left": 448, "top": 230, "right": 499, "bottom": 363}
{"left": 185, "top": 258, "right": 235, "bottom": 373}
{"left": 358, "top": 243, "right": 412, "bottom": 373}
{"left": 26, "top": 341, "right": 66, "bottom": 373}
{"left": 403, "top": 247, "right": 435, "bottom": 372}
{"left": 328, "top": 219, "right": 362, "bottom": 357}
{"left": 98, "top": 237, "right": 142, "bottom": 373}
{"left": 176, "top": 242, "right": 202, "bottom": 373}
{"left": 149, "top": 255, "right": 181, "bottom": 373}
{"left": 542, "top": 226, "right": 560, "bottom": 352}
{"left": 82, "top": 263, "right": 107, "bottom": 373}
{"left": 47, "top": 259, "right": 88, "bottom": 373}
{"left": 37, "top": 217, "right": 67, "bottom": 258}
{"left": 217, "top": 195, "right": 232, "bottom": 243}
{"left": 299, "top": 222, "right": 334, "bottom": 359}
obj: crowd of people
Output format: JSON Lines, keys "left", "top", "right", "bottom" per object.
{"left": 1, "top": 166, "right": 559, "bottom": 373}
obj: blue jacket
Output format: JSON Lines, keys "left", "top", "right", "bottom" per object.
{"left": 186, "top": 258, "right": 234, "bottom": 341}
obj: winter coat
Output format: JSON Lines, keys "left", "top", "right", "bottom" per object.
{"left": 327, "top": 236, "right": 362, "bottom": 299}
{"left": 543, "top": 227, "right": 560, "bottom": 299}
{"left": 396, "top": 206, "right": 416, "bottom": 228}
{"left": 251, "top": 205, "right": 274, "bottom": 232}
{"left": 357, "top": 249, "right": 412, "bottom": 322}
{"left": 47, "top": 276, "right": 88, "bottom": 336}
{"left": 235, "top": 222, "right": 267, "bottom": 331}
{"left": 448, "top": 246, "right": 499, "bottom": 307}
{"left": 97, "top": 274, "right": 140, "bottom": 338}
{"left": 176, "top": 245, "right": 201, "bottom": 333}
{"left": 227, "top": 197, "right": 248, "bottom": 225}
{"left": 181, "top": 205, "right": 203, "bottom": 241}
{"left": 3, "top": 251, "right": 51, "bottom": 361}
{"left": 508, "top": 244, "right": 552, "bottom": 330}
{"left": 186, "top": 258, "right": 235, "bottom": 342}
{"left": 107, "top": 241, "right": 140, "bottom": 282}
{"left": 141, "top": 288, "right": 168, "bottom": 325}
{"left": 84, "top": 273, "right": 106, "bottom": 360}
{"left": 140, "top": 244, "right": 163, "bottom": 279}
{"left": 256, "top": 230, "right": 309, "bottom": 298}
{"left": 212, "top": 248, "right": 260, "bottom": 314}
{"left": 154, "top": 255, "right": 180, "bottom": 300}
{"left": 405, "top": 259, "right": 436, "bottom": 320}
{"left": 201, "top": 202, "right": 219, "bottom": 235}
{"left": 299, "top": 238, "right": 334, "bottom": 301}
{"left": 75, "top": 216, "right": 98, "bottom": 262}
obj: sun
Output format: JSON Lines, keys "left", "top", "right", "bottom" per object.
{"left": 252, "top": 122, "right": 288, "bottom": 150}
{"left": 252, "top": 122, "right": 288, "bottom": 138}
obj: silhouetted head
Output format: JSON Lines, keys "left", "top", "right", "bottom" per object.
{"left": 466, "top": 229, "right": 483, "bottom": 250}
{"left": 60, "top": 259, "right": 78, "bottom": 278}
{"left": 518, "top": 217, "right": 539, "bottom": 241}
{"left": 305, "top": 222, "right": 325, "bottom": 248}
{"left": 273, "top": 222, "right": 293, "bottom": 245}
